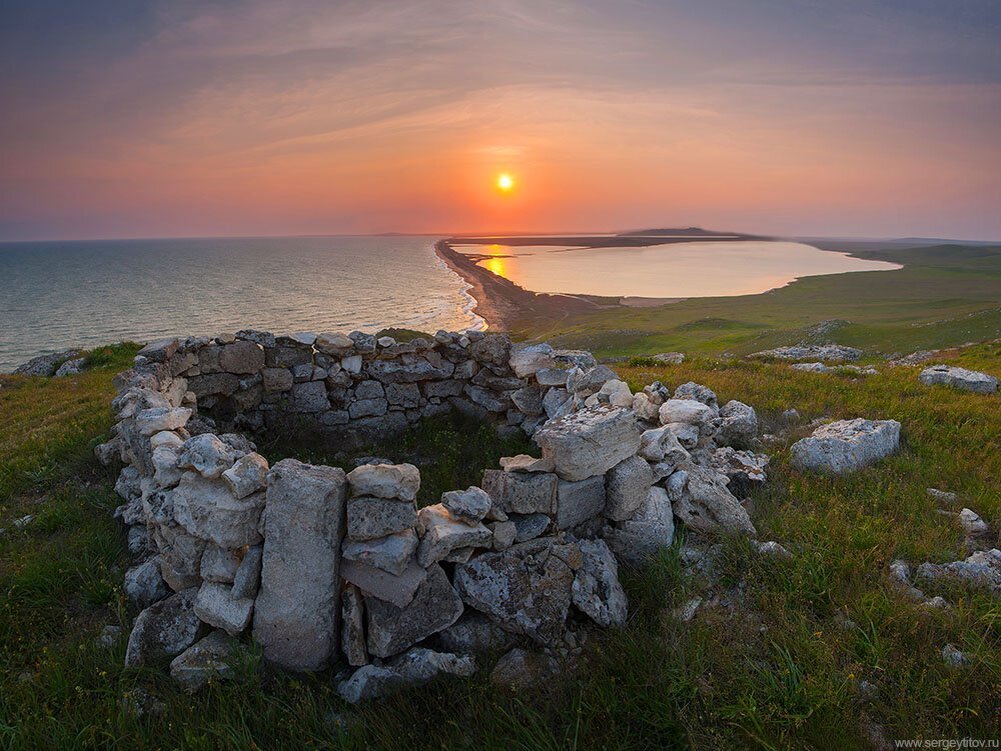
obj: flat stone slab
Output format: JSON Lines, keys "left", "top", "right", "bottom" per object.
{"left": 533, "top": 405, "right": 641, "bottom": 481}
{"left": 253, "top": 459, "right": 346, "bottom": 672}
{"left": 790, "top": 418, "right": 901, "bottom": 474}
{"left": 919, "top": 365, "right": 998, "bottom": 394}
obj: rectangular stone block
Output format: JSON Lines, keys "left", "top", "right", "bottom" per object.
{"left": 481, "top": 469, "right": 557, "bottom": 515}
{"left": 253, "top": 459, "right": 346, "bottom": 671}
{"left": 556, "top": 476, "right": 606, "bottom": 530}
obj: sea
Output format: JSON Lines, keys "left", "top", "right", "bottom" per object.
{"left": 0, "top": 235, "right": 902, "bottom": 372}
{"left": 0, "top": 236, "right": 483, "bottom": 372}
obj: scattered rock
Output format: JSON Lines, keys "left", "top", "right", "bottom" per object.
{"left": 941, "top": 643, "right": 968, "bottom": 667}
{"left": 916, "top": 548, "right": 1001, "bottom": 596}
{"left": 919, "top": 365, "right": 997, "bottom": 394}
{"left": 926, "top": 488, "right": 958, "bottom": 505}
{"left": 673, "top": 464, "right": 756, "bottom": 537}
{"left": 337, "top": 648, "right": 475, "bottom": 703}
{"left": 790, "top": 419, "right": 900, "bottom": 474}
{"left": 651, "top": 352, "right": 685, "bottom": 365}
{"left": 125, "top": 589, "right": 203, "bottom": 667}
{"left": 749, "top": 344, "right": 862, "bottom": 362}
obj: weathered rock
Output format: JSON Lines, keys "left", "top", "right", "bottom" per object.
{"left": 454, "top": 538, "right": 581, "bottom": 646}
{"left": 347, "top": 497, "right": 417, "bottom": 541}
{"left": 170, "top": 472, "right": 264, "bottom": 549}
{"left": 288, "top": 381, "right": 330, "bottom": 412}
{"left": 756, "top": 541, "right": 792, "bottom": 559}
{"left": 915, "top": 548, "right": 1001, "bottom": 596}
{"left": 193, "top": 581, "right": 254, "bottom": 636}
{"left": 927, "top": 488, "right": 958, "bottom": 505}
{"left": 169, "top": 631, "right": 240, "bottom": 692}
{"left": 605, "top": 486, "right": 675, "bottom": 564}
{"left": 718, "top": 400, "right": 758, "bottom": 446}
{"left": 253, "top": 459, "right": 346, "bottom": 671}
{"left": 711, "top": 447, "right": 769, "bottom": 493}
{"left": 958, "top": 508, "right": 989, "bottom": 538}
{"left": 135, "top": 407, "right": 192, "bottom": 436}
{"left": 13, "top": 348, "right": 82, "bottom": 376}
{"left": 337, "top": 648, "right": 475, "bottom": 703}
{"left": 673, "top": 464, "right": 756, "bottom": 537}
{"left": 218, "top": 341, "right": 264, "bottom": 373}
{"left": 600, "top": 379, "right": 634, "bottom": 408}
{"left": 749, "top": 344, "right": 862, "bottom": 362}
{"left": 231, "top": 544, "right": 262, "bottom": 599}
{"left": 221, "top": 453, "right": 268, "bottom": 499}
{"left": 542, "top": 387, "right": 572, "bottom": 420}
{"left": 658, "top": 399, "right": 716, "bottom": 433}
{"left": 509, "top": 342, "right": 555, "bottom": 378}
{"left": 177, "top": 434, "right": 240, "bottom": 479}
{"left": 535, "top": 367, "right": 569, "bottom": 387}
{"left": 342, "top": 529, "right": 418, "bottom": 576}
{"left": 437, "top": 611, "right": 518, "bottom": 655}
{"left": 790, "top": 419, "right": 901, "bottom": 474}
{"left": 54, "top": 357, "right": 86, "bottom": 377}
{"left": 124, "top": 558, "right": 170, "bottom": 607}
{"left": 125, "top": 589, "right": 203, "bottom": 667}
{"left": 919, "top": 365, "right": 998, "bottom": 394}
{"left": 499, "top": 454, "right": 555, "bottom": 473}
{"left": 441, "top": 486, "right": 492, "bottom": 523}
{"left": 346, "top": 463, "right": 420, "bottom": 502}
{"left": 672, "top": 381, "right": 718, "bottom": 407}
{"left": 199, "top": 545, "right": 242, "bottom": 583}
{"left": 341, "top": 585, "right": 368, "bottom": 667}
{"left": 490, "top": 647, "right": 560, "bottom": 691}
{"left": 261, "top": 367, "right": 294, "bottom": 393}
{"left": 534, "top": 405, "right": 641, "bottom": 481}
{"left": 567, "top": 364, "right": 617, "bottom": 396}
{"left": 604, "top": 456, "right": 654, "bottom": 521}
{"left": 481, "top": 469, "right": 558, "bottom": 515}
{"left": 511, "top": 384, "right": 545, "bottom": 415}
{"left": 556, "top": 476, "right": 606, "bottom": 530}
{"left": 417, "top": 504, "right": 492, "bottom": 566}
{"left": 365, "top": 564, "right": 464, "bottom": 658}
{"left": 941, "top": 643, "right": 968, "bottom": 667}
{"left": 572, "top": 539, "right": 627, "bottom": 627}
{"left": 510, "top": 513, "right": 551, "bottom": 542}
{"left": 637, "top": 425, "right": 690, "bottom": 465}
{"left": 340, "top": 557, "right": 427, "bottom": 608}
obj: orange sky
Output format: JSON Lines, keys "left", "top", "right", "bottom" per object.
{"left": 2, "top": 1, "right": 1000, "bottom": 240}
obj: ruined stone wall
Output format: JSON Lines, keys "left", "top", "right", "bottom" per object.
{"left": 101, "top": 329, "right": 770, "bottom": 700}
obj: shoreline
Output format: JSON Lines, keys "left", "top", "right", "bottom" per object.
{"left": 433, "top": 239, "right": 610, "bottom": 330}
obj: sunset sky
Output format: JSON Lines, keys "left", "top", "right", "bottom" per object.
{"left": 2, "top": 0, "right": 999, "bottom": 241}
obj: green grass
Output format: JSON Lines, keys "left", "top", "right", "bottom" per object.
{"left": 1, "top": 337, "right": 999, "bottom": 748}
{"left": 513, "top": 244, "right": 1001, "bottom": 359}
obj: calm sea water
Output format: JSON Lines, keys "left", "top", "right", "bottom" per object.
{"left": 451, "top": 240, "right": 902, "bottom": 299}
{"left": 0, "top": 236, "right": 483, "bottom": 371}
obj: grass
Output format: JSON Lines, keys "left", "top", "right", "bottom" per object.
{"left": 1, "top": 336, "right": 999, "bottom": 748}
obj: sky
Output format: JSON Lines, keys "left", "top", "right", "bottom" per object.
{"left": 1, "top": 0, "right": 1000, "bottom": 241}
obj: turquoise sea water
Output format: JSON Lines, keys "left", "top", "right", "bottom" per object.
{"left": 0, "top": 236, "right": 483, "bottom": 371}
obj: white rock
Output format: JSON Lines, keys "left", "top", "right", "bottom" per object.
{"left": 658, "top": 399, "right": 716, "bottom": 432}
{"left": 194, "top": 581, "right": 254, "bottom": 636}
{"left": 790, "top": 419, "right": 901, "bottom": 474}
{"left": 177, "top": 434, "right": 240, "bottom": 480}
{"left": 919, "top": 365, "right": 997, "bottom": 394}
{"left": 718, "top": 400, "right": 758, "bottom": 446}
{"left": 958, "top": 508, "right": 989, "bottom": 537}
{"left": 170, "top": 472, "right": 264, "bottom": 549}
{"left": 170, "top": 631, "right": 238, "bottom": 692}
{"left": 135, "top": 407, "right": 192, "bottom": 436}
{"left": 637, "top": 425, "right": 691, "bottom": 464}
{"left": 222, "top": 453, "right": 269, "bottom": 499}
{"left": 673, "top": 464, "right": 756, "bottom": 537}
{"left": 441, "top": 486, "right": 492, "bottom": 523}
{"left": 416, "top": 504, "right": 492, "bottom": 567}
{"left": 337, "top": 648, "right": 475, "bottom": 704}
{"left": 572, "top": 539, "right": 628, "bottom": 627}
{"left": 346, "top": 463, "right": 421, "bottom": 502}
{"left": 603, "top": 456, "right": 654, "bottom": 521}
{"left": 124, "top": 558, "right": 170, "bottom": 606}
{"left": 509, "top": 342, "right": 555, "bottom": 378}
{"left": 342, "top": 529, "right": 419, "bottom": 576}
{"left": 534, "top": 405, "right": 642, "bottom": 482}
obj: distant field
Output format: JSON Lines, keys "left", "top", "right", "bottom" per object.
{"left": 514, "top": 243, "right": 1001, "bottom": 358}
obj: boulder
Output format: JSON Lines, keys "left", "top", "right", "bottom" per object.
{"left": 346, "top": 463, "right": 421, "bottom": 502}
{"left": 658, "top": 399, "right": 716, "bottom": 433}
{"left": 341, "top": 585, "right": 368, "bottom": 667}
{"left": 135, "top": 407, "right": 192, "bottom": 436}
{"left": 454, "top": 538, "right": 581, "bottom": 646}
{"left": 170, "top": 472, "right": 264, "bottom": 549}
{"left": 509, "top": 342, "right": 556, "bottom": 378}
{"left": 193, "top": 581, "right": 254, "bottom": 636}
{"left": 919, "top": 365, "right": 998, "bottom": 394}
{"left": 218, "top": 341, "right": 265, "bottom": 373}
{"left": 177, "top": 434, "right": 241, "bottom": 479}
{"left": 790, "top": 419, "right": 901, "bottom": 474}
{"left": 604, "top": 456, "right": 654, "bottom": 521}
{"left": 556, "top": 476, "right": 606, "bottom": 530}
{"left": 441, "top": 486, "right": 492, "bottom": 523}
{"left": 253, "top": 459, "right": 346, "bottom": 672}
{"left": 510, "top": 513, "right": 551, "bottom": 542}
{"left": 534, "top": 405, "right": 641, "bottom": 481}
{"left": 417, "top": 504, "right": 492, "bottom": 566}
{"left": 572, "top": 539, "right": 627, "bottom": 627}
{"left": 672, "top": 382, "right": 718, "bottom": 408}
{"left": 125, "top": 589, "right": 203, "bottom": 667}
{"left": 337, "top": 648, "right": 475, "bottom": 704}
{"left": 481, "top": 469, "right": 557, "bottom": 515}
{"left": 673, "top": 464, "right": 756, "bottom": 537}
{"left": 169, "top": 631, "right": 241, "bottom": 692}
{"left": 605, "top": 486, "right": 675, "bottom": 565}
{"left": 915, "top": 549, "right": 1001, "bottom": 597}
{"left": 200, "top": 545, "right": 242, "bottom": 583}
{"left": 437, "top": 611, "right": 518, "bottom": 655}
{"left": 221, "top": 453, "right": 269, "bottom": 499}
{"left": 13, "top": 348, "right": 82, "bottom": 376}
{"left": 346, "top": 497, "right": 417, "bottom": 541}
{"left": 710, "top": 447, "right": 769, "bottom": 494}
{"left": 340, "top": 558, "right": 427, "bottom": 608}
{"left": 365, "top": 564, "right": 464, "bottom": 658}
{"left": 718, "top": 400, "right": 758, "bottom": 446}
{"left": 124, "top": 559, "right": 170, "bottom": 607}
{"left": 342, "top": 529, "right": 418, "bottom": 576}
{"left": 54, "top": 357, "right": 86, "bottom": 377}
{"left": 637, "top": 425, "right": 690, "bottom": 464}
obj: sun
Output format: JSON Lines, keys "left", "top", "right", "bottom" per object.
{"left": 496, "top": 173, "right": 514, "bottom": 192}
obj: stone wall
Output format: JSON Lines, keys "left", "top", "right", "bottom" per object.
{"left": 101, "top": 329, "right": 770, "bottom": 699}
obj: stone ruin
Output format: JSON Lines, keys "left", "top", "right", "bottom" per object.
{"left": 99, "top": 329, "right": 770, "bottom": 700}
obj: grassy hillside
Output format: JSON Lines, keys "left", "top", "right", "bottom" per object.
{"left": 513, "top": 244, "right": 1001, "bottom": 358}
{"left": 1, "top": 337, "right": 998, "bottom": 749}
